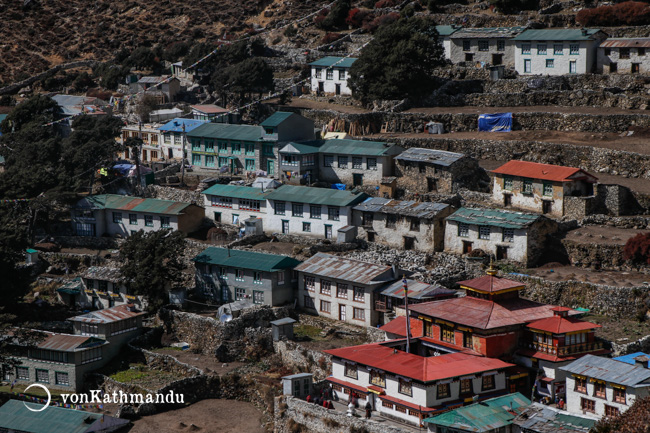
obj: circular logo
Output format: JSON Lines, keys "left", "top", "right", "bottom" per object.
{"left": 23, "top": 384, "right": 51, "bottom": 412}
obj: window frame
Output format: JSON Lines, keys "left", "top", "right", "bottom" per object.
{"left": 478, "top": 226, "right": 491, "bottom": 240}
{"left": 398, "top": 378, "right": 412, "bottom": 396}
{"left": 304, "top": 276, "right": 315, "bottom": 292}
{"left": 302, "top": 222, "right": 311, "bottom": 232}
{"left": 344, "top": 363, "right": 358, "bottom": 379}
{"left": 144, "top": 215, "right": 154, "bottom": 227}
{"left": 353, "top": 286, "right": 364, "bottom": 302}
{"left": 112, "top": 212, "right": 122, "bottom": 224}
{"left": 502, "top": 228, "right": 514, "bottom": 243}
{"left": 546, "top": 58, "right": 554, "bottom": 68}
{"left": 537, "top": 44, "right": 547, "bottom": 55}
{"left": 554, "top": 44, "right": 563, "bottom": 55}
{"left": 320, "top": 280, "right": 332, "bottom": 296}
{"left": 320, "top": 299, "right": 331, "bottom": 313}
{"left": 353, "top": 307, "right": 365, "bottom": 321}
{"left": 482, "top": 374, "right": 495, "bottom": 391}
{"left": 274, "top": 201, "right": 286, "bottom": 216}
{"left": 458, "top": 223, "right": 469, "bottom": 237}
{"left": 437, "top": 383, "right": 450, "bottom": 399}
{"left": 522, "top": 43, "right": 531, "bottom": 55}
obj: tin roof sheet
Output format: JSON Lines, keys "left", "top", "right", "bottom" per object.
{"left": 513, "top": 28, "right": 602, "bottom": 41}
{"left": 308, "top": 56, "right": 358, "bottom": 68}
{"left": 614, "top": 352, "right": 650, "bottom": 365}
{"left": 81, "top": 266, "right": 122, "bottom": 283}
{"left": 78, "top": 194, "right": 193, "bottom": 215}
{"left": 526, "top": 315, "right": 600, "bottom": 334}
{"left": 159, "top": 118, "right": 208, "bottom": 133}
{"left": 601, "top": 38, "right": 650, "bottom": 48}
{"left": 57, "top": 277, "right": 84, "bottom": 295}
{"left": 68, "top": 304, "right": 145, "bottom": 324}
{"left": 377, "top": 279, "right": 456, "bottom": 300}
{"left": 394, "top": 148, "right": 466, "bottom": 166}
{"left": 191, "top": 104, "right": 228, "bottom": 114}
{"left": 295, "top": 252, "right": 392, "bottom": 285}
{"left": 279, "top": 142, "right": 322, "bottom": 155}
{"left": 492, "top": 160, "right": 597, "bottom": 182}
{"left": 513, "top": 403, "right": 597, "bottom": 432}
{"left": 447, "top": 207, "right": 540, "bottom": 229}
{"left": 436, "top": 25, "right": 462, "bottom": 36}
{"left": 260, "top": 111, "right": 294, "bottom": 127}
{"left": 202, "top": 184, "right": 270, "bottom": 200}
{"left": 354, "top": 197, "right": 449, "bottom": 219}
{"left": 193, "top": 247, "right": 301, "bottom": 272}
{"left": 37, "top": 332, "right": 107, "bottom": 352}
{"left": 560, "top": 354, "right": 650, "bottom": 387}
{"left": 379, "top": 316, "right": 424, "bottom": 338}
{"left": 457, "top": 274, "right": 525, "bottom": 293}
{"left": 451, "top": 26, "right": 526, "bottom": 39}
{"left": 186, "top": 122, "right": 265, "bottom": 142}
{"left": 319, "top": 139, "right": 399, "bottom": 156}
{"left": 265, "top": 185, "right": 368, "bottom": 207}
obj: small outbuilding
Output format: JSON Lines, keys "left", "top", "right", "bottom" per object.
{"left": 282, "top": 373, "right": 313, "bottom": 398}
{"left": 271, "top": 317, "right": 297, "bottom": 342}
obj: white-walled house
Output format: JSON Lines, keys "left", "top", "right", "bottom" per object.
{"left": 158, "top": 118, "right": 208, "bottom": 160}
{"left": 561, "top": 355, "right": 650, "bottom": 419}
{"left": 513, "top": 28, "right": 607, "bottom": 75}
{"left": 119, "top": 122, "right": 162, "bottom": 162}
{"left": 325, "top": 339, "right": 513, "bottom": 426}
{"left": 444, "top": 207, "right": 557, "bottom": 266}
{"left": 436, "top": 25, "right": 461, "bottom": 60}
{"left": 202, "top": 184, "right": 269, "bottom": 226}
{"left": 309, "top": 56, "right": 357, "bottom": 96}
{"left": 449, "top": 26, "right": 525, "bottom": 66}
{"left": 598, "top": 38, "right": 650, "bottom": 74}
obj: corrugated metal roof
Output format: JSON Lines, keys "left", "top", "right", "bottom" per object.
{"left": 526, "top": 315, "right": 600, "bottom": 334}
{"left": 159, "top": 118, "right": 208, "bottom": 133}
{"left": 513, "top": 403, "right": 596, "bottom": 432}
{"left": 81, "top": 266, "right": 122, "bottom": 283}
{"left": 614, "top": 352, "right": 650, "bottom": 365}
{"left": 78, "top": 194, "right": 193, "bottom": 215}
{"left": 308, "top": 56, "right": 357, "bottom": 68}
{"left": 377, "top": 279, "right": 455, "bottom": 300}
{"left": 57, "top": 277, "right": 83, "bottom": 295}
{"left": 436, "top": 25, "right": 461, "bottom": 36}
{"left": 451, "top": 26, "right": 526, "bottom": 39}
{"left": 265, "top": 185, "right": 368, "bottom": 207}
{"left": 394, "top": 148, "right": 466, "bottom": 166}
{"left": 457, "top": 274, "right": 525, "bottom": 293}
{"left": 601, "top": 38, "right": 650, "bottom": 48}
{"left": 424, "top": 392, "right": 530, "bottom": 431}
{"left": 560, "top": 354, "right": 650, "bottom": 387}
{"left": 68, "top": 304, "right": 145, "bottom": 324}
{"left": 202, "top": 184, "right": 270, "bottom": 200}
{"left": 37, "top": 333, "right": 107, "bottom": 352}
{"left": 319, "top": 139, "right": 400, "bottom": 156}
{"left": 295, "top": 252, "right": 392, "bottom": 285}
{"left": 447, "top": 207, "right": 540, "bottom": 229}
{"left": 0, "top": 400, "right": 129, "bottom": 433}
{"left": 187, "top": 122, "right": 264, "bottom": 142}
{"left": 279, "top": 142, "right": 321, "bottom": 155}
{"left": 492, "top": 160, "right": 597, "bottom": 182}
{"left": 191, "top": 104, "right": 228, "bottom": 114}
{"left": 260, "top": 112, "right": 294, "bottom": 127}
{"left": 379, "top": 316, "right": 423, "bottom": 337}
{"left": 354, "top": 197, "right": 449, "bottom": 219}
{"left": 513, "top": 28, "right": 602, "bottom": 41}
{"left": 138, "top": 75, "right": 176, "bottom": 84}
{"left": 193, "top": 247, "right": 301, "bottom": 272}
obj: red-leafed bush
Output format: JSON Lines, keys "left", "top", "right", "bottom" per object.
{"left": 623, "top": 232, "right": 650, "bottom": 265}
{"left": 313, "top": 8, "right": 329, "bottom": 27}
{"left": 375, "top": 0, "right": 398, "bottom": 7}
{"left": 577, "top": 1, "right": 650, "bottom": 26}
{"left": 321, "top": 32, "right": 343, "bottom": 45}
{"left": 347, "top": 8, "right": 375, "bottom": 28}
{"left": 363, "top": 11, "right": 400, "bottom": 32}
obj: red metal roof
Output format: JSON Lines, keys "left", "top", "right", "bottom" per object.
{"left": 457, "top": 275, "right": 524, "bottom": 294}
{"left": 419, "top": 337, "right": 484, "bottom": 357}
{"left": 326, "top": 377, "right": 369, "bottom": 394}
{"left": 295, "top": 253, "right": 393, "bottom": 285}
{"left": 492, "top": 160, "right": 597, "bottom": 182}
{"left": 325, "top": 341, "right": 513, "bottom": 383}
{"left": 526, "top": 316, "right": 601, "bottom": 334}
{"left": 68, "top": 304, "right": 145, "bottom": 324}
{"left": 409, "top": 297, "right": 560, "bottom": 330}
{"left": 380, "top": 317, "right": 423, "bottom": 338}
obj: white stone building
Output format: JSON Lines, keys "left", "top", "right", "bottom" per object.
{"left": 513, "top": 28, "right": 606, "bottom": 75}
{"left": 119, "top": 122, "right": 163, "bottom": 162}
{"left": 158, "top": 118, "right": 208, "bottom": 160}
{"left": 309, "top": 56, "right": 357, "bottom": 96}
{"left": 202, "top": 184, "right": 269, "bottom": 226}
{"left": 598, "top": 38, "right": 650, "bottom": 74}
{"left": 436, "top": 25, "right": 461, "bottom": 60}
{"left": 449, "top": 26, "right": 525, "bottom": 66}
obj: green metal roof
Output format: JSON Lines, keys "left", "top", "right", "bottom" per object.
{"left": 436, "top": 25, "right": 461, "bottom": 36}
{"left": 57, "top": 277, "right": 83, "bottom": 295}
{"left": 279, "top": 139, "right": 400, "bottom": 156}
{"left": 193, "top": 247, "right": 301, "bottom": 271}
{"left": 447, "top": 207, "right": 541, "bottom": 229}
{"left": 187, "top": 122, "right": 265, "bottom": 142}
{"left": 0, "top": 400, "right": 105, "bottom": 433}
{"left": 260, "top": 112, "right": 294, "bottom": 127}
{"left": 513, "top": 28, "right": 602, "bottom": 41}
{"left": 279, "top": 142, "right": 322, "bottom": 155}
{"left": 308, "top": 56, "right": 357, "bottom": 68}
{"left": 424, "top": 393, "right": 530, "bottom": 432}
{"left": 265, "top": 184, "right": 368, "bottom": 207}
{"left": 201, "top": 184, "right": 270, "bottom": 200}
{"left": 26, "top": 248, "right": 38, "bottom": 253}
{"left": 555, "top": 413, "right": 596, "bottom": 429}
{"left": 79, "top": 194, "right": 193, "bottom": 215}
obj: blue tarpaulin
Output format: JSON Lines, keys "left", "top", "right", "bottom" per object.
{"left": 331, "top": 183, "right": 346, "bottom": 190}
{"left": 478, "top": 113, "right": 512, "bottom": 132}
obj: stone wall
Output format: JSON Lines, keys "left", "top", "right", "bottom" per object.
{"left": 559, "top": 238, "right": 646, "bottom": 272}
{"left": 145, "top": 184, "right": 202, "bottom": 206}
{"left": 274, "top": 340, "right": 331, "bottom": 381}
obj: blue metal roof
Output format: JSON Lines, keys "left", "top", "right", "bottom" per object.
{"left": 159, "top": 118, "right": 208, "bottom": 133}
{"left": 308, "top": 56, "right": 357, "bottom": 68}
{"left": 614, "top": 352, "right": 650, "bottom": 365}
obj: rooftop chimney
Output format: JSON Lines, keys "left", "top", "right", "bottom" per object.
{"left": 634, "top": 355, "right": 649, "bottom": 369}
{"left": 392, "top": 263, "right": 398, "bottom": 279}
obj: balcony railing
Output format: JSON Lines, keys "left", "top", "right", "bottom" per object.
{"left": 375, "top": 301, "right": 390, "bottom": 312}
{"left": 524, "top": 341, "right": 604, "bottom": 356}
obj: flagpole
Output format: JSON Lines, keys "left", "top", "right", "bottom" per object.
{"left": 403, "top": 275, "right": 411, "bottom": 354}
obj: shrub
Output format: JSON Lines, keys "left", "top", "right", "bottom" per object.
{"left": 284, "top": 25, "right": 298, "bottom": 37}
{"left": 321, "top": 32, "right": 343, "bottom": 45}
{"left": 623, "top": 232, "right": 650, "bottom": 265}
{"left": 347, "top": 8, "right": 375, "bottom": 28}
{"left": 375, "top": 0, "right": 398, "bottom": 7}
{"left": 576, "top": 1, "right": 650, "bottom": 26}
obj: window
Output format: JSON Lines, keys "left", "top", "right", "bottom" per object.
{"left": 99, "top": 280, "right": 108, "bottom": 292}
{"left": 367, "top": 158, "right": 377, "bottom": 170}
{"left": 218, "top": 157, "right": 229, "bottom": 168}
{"left": 345, "top": 363, "right": 357, "bottom": 379}
{"left": 234, "top": 288, "right": 246, "bottom": 301}
{"left": 605, "top": 405, "right": 620, "bottom": 418}
{"left": 315, "top": 68, "right": 322, "bottom": 78}
{"left": 145, "top": 215, "right": 154, "bottom": 227}
{"left": 253, "top": 290, "right": 264, "bottom": 304}
{"left": 230, "top": 142, "right": 241, "bottom": 154}
{"left": 523, "top": 180, "right": 533, "bottom": 194}
{"left": 302, "top": 222, "right": 311, "bottom": 232}
{"left": 437, "top": 383, "right": 450, "bottom": 398}
{"left": 304, "top": 276, "right": 315, "bottom": 291}
{"left": 191, "top": 140, "right": 201, "bottom": 151}
{"left": 36, "top": 369, "right": 49, "bottom": 383}
{"left": 575, "top": 376, "right": 587, "bottom": 393}
{"left": 479, "top": 226, "right": 490, "bottom": 240}
{"left": 620, "top": 48, "right": 630, "bottom": 59}
{"left": 323, "top": 155, "right": 334, "bottom": 167}
{"left": 353, "top": 307, "right": 365, "bottom": 321}
{"left": 594, "top": 381, "right": 606, "bottom": 399}
{"left": 289, "top": 203, "right": 303, "bottom": 218}
{"left": 398, "top": 378, "right": 412, "bottom": 396}
{"left": 522, "top": 43, "right": 531, "bottom": 55}
{"left": 245, "top": 143, "right": 255, "bottom": 156}
{"left": 235, "top": 269, "right": 244, "bottom": 281}
{"left": 482, "top": 374, "right": 495, "bottom": 391}
{"left": 245, "top": 159, "right": 255, "bottom": 171}
{"left": 310, "top": 205, "right": 321, "bottom": 219}
{"left": 304, "top": 296, "right": 315, "bottom": 309}
{"left": 337, "top": 284, "right": 348, "bottom": 299}
{"left": 460, "top": 379, "right": 472, "bottom": 394}
{"left": 275, "top": 201, "right": 286, "bottom": 215}
{"left": 126, "top": 213, "right": 137, "bottom": 226}
{"left": 253, "top": 272, "right": 262, "bottom": 284}
{"left": 463, "top": 331, "right": 473, "bottom": 348}
{"left": 326, "top": 69, "right": 334, "bottom": 80}
{"left": 639, "top": 47, "right": 646, "bottom": 56}
{"left": 192, "top": 154, "right": 202, "bottom": 165}
{"left": 581, "top": 397, "right": 595, "bottom": 413}
{"left": 524, "top": 59, "right": 531, "bottom": 73}
{"left": 164, "top": 134, "right": 171, "bottom": 144}
{"left": 353, "top": 286, "right": 364, "bottom": 302}
{"left": 55, "top": 371, "right": 69, "bottom": 386}
{"left": 554, "top": 44, "right": 563, "bottom": 55}
{"left": 370, "top": 370, "right": 385, "bottom": 387}
{"left": 614, "top": 387, "right": 626, "bottom": 404}
{"left": 386, "top": 214, "right": 397, "bottom": 229}
{"left": 160, "top": 216, "right": 170, "bottom": 228}
{"left": 277, "top": 271, "right": 285, "bottom": 285}
{"left": 205, "top": 155, "right": 215, "bottom": 168}
{"left": 504, "top": 175, "right": 513, "bottom": 190}
{"left": 263, "top": 144, "right": 274, "bottom": 156}
{"left": 458, "top": 223, "right": 469, "bottom": 237}
{"left": 338, "top": 69, "right": 346, "bottom": 80}
{"left": 205, "top": 141, "right": 214, "bottom": 152}
{"left": 321, "top": 280, "right": 332, "bottom": 295}
{"left": 240, "top": 199, "right": 260, "bottom": 212}
{"left": 395, "top": 405, "right": 406, "bottom": 413}
{"left": 410, "top": 218, "right": 420, "bottom": 231}
{"left": 478, "top": 40, "right": 489, "bottom": 51}
{"left": 566, "top": 44, "right": 578, "bottom": 55}
{"left": 497, "top": 40, "right": 505, "bottom": 51}
{"left": 424, "top": 321, "right": 433, "bottom": 337}
{"left": 112, "top": 212, "right": 122, "bottom": 223}
{"left": 281, "top": 155, "right": 298, "bottom": 166}
{"left": 546, "top": 59, "right": 554, "bottom": 68}
{"left": 16, "top": 366, "right": 29, "bottom": 380}
{"left": 502, "top": 228, "right": 514, "bottom": 242}
{"left": 320, "top": 300, "right": 331, "bottom": 313}
{"left": 217, "top": 141, "right": 228, "bottom": 153}
{"left": 604, "top": 48, "right": 611, "bottom": 56}
{"left": 211, "top": 196, "right": 233, "bottom": 208}
{"left": 218, "top": 267, "right": 228, "bottom": 279}
{"left": 348, "top": 157, "right": 361, "bottom": 169}
{"left": 338, "top": 156, "right": 348, "bottom": 168}
{"left": 302, "top": 155, "right": 315, "bottom": 166}
{"left": 441, "top": 324, "right": 454, "bottom": 343}
{"left": 463, "top": 40, "right": 470, "bottom": 51}
{"left": 543, "top": 182, "right": 553, "bottom": 196}
{"left": 328, "top": 206, "right": 339, "bottom": 221}
{"left": 537, "top": 44, "right": 547, "bottom": 55}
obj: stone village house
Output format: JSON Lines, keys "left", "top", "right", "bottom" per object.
{"left": 449, "top": 26, "right": 526, "bottom": 67}
{"left": 598, "top": 38, "right": 650, "bottom": 74}
{"left": 158, "top": 118, "right": 208, "bottom": 160}
{"left": 352, "top": 197, "right": 453, "bottom": 252}
{"left": 444, "top": 207, "right": 557, "bottom": 266}
{"left": 309, "top": 56, "right": 357, "bottom": 96}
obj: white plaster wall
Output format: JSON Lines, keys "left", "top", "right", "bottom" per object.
{"left": 311, "top": 67, "right": 353, "bottom": 95}
{"left": 515, "top": 40, "right": 596, "bottom": 75}
{"left": 444, "top": 220, "right": 529, "bottom": 262}
{"left": 204, "top": 195, "right": 266, "bottom": 226}
{"left": 102, "top": 211, "right": 179, "bottom": 237}
{"left": 493, "top": 177, "right": 564, "bottom": 217}
{"left": 598, "top": 47, "right": 650, "bottom": 73}
{"left": 266, "top": 201, "right": 353, "bottom": 238}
